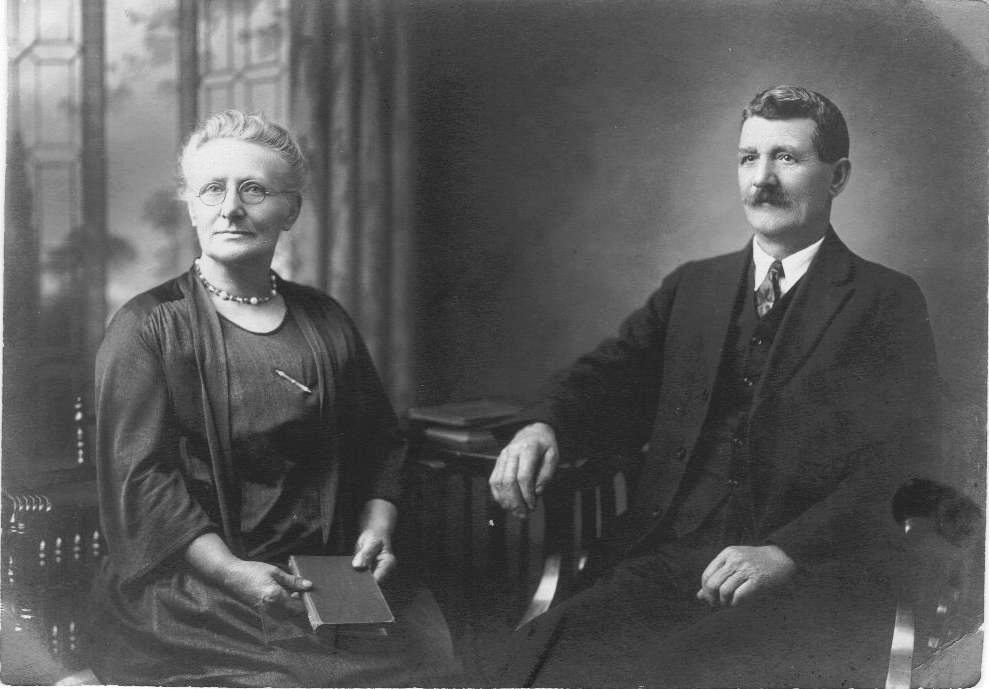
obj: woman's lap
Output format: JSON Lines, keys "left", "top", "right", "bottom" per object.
{"left": 89, "top": 564, "right": 457, "bottom": 686}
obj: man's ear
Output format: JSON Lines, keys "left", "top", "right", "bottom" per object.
{"left": 829, "top": 158, "right": 851, "bottom": 198}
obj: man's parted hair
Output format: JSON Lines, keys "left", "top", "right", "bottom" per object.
{"left": 179, "top": 109, "right": 309, "bottom": 194}
{"left": 742, "top": 86, "right": 849, "bottom": 163}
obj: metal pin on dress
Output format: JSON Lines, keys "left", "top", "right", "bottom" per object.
{"left": 273, "top": 368, "right": 313, "bottom": 394}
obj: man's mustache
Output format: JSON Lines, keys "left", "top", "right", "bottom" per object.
{"left": 746, "top": 188, "right": 790, "bottom": 207}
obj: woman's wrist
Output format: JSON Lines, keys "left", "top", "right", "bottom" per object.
{"left": 184, "top": 532, "right": 244, "bottom": 584}
{"left": 360, "top": 498, "right": 398, "bottom": 536}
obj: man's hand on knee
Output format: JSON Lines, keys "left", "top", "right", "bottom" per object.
{"left": 696, "top": 544, "right": 796, "bottom": 607}
{"left": 489, "top": 422, "right": 559, "bottom": 519}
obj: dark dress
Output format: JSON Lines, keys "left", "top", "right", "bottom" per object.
{"left": 89, "top": 271, "right": 455, "bottom": 686}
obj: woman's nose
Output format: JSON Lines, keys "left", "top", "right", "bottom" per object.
{"left": 219, "top": 186, "right": 245, "bottom": 217}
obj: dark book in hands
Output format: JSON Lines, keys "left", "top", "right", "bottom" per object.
{"left": 287, "top": 555, "right": 394, "bottom": 638}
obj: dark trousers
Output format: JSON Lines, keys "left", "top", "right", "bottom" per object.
{"left": 489, "top": 548, "right": 896, "bottom": 688}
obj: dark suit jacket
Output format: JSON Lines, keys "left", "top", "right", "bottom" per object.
{"left": 527, "top": 228, "right": 939, "bottom": 576}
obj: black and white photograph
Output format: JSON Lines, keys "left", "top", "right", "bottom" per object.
{"left": 3, "top": 0, "right": 986, "bottom": 686}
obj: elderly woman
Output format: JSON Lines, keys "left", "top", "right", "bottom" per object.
{"left": 89, "top": 110, "right": 452, "bottom": 686}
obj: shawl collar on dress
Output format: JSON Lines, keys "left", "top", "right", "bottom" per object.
{"left": 178, "top": 270, "right": 343, "bottom": 556}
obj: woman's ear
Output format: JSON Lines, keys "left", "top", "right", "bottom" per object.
{"left": 283, "top": 194, "right": 302, "bottom": 231}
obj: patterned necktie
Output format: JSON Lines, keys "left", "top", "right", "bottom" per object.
{"left": 755, "top": 260, "right": 784, "bottom": 318}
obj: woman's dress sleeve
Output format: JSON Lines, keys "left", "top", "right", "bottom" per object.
{"left": 95, "top": 303, "right": 215, "bottom": 584}
{"left": 331, "top": 307, "right": 406, "bottom": 510}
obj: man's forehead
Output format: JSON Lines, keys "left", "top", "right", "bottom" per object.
{"left": 738, "top": 116, "right": 817, "bottom": 150}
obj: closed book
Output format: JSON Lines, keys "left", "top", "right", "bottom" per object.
{"left": 407, "top": 398, "right": 521, "bottom": 428}
{"left": 287, "top": 555, "right": 394, "bottom": 635}
{"left": 422, "top": 425, "right": 499, "bottom": 452}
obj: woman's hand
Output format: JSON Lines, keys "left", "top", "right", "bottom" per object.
{"left": 352, "top": 499, "right": 399, "bottom": 582}
{"left": 184, "top": 532, "right": 311, "bottom": 615}
{"left": 353, "top": 529, "right": 397, "bottom": 582}
{"left": 221, "top": 560, "right": 312, "bottom": 616}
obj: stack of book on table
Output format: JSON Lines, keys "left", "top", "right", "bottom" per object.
{"left": 406, "top": 398, "right": 522, "bottom": 452}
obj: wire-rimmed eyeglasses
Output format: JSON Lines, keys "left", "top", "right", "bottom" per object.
{"left": 194, "top": 181, "right": 297, "bottom": 206}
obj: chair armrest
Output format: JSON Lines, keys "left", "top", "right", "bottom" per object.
{"left": 2, "top": 479, "right": 102, "bottom": 681}
{"left": 514, "top": 453, "right": 641, "bottom": 630}
{"left": 515, "top": 553, "right": 563, "bottom": 630}
{"left": 884, "top": 479, "right": 984, "bottom": 689}
{"left": 892, "top": 478, "right": 982, "bottom": 546}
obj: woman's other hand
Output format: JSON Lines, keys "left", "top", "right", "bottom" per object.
{"left": 352, "top": 529, "right": 397, "bottom": 582}
{"left": 353, "top": 498, "right": 399, "bottom": 581}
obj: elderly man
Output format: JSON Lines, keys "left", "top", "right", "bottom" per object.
{"left": 488, "top": 85, "right": 939, "bottom": 686}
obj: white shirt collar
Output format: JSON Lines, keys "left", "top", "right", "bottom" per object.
{"left": 752, "top": 234, "right": 825, "bottom": 297}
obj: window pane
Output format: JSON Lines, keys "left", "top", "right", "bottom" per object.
{"left": 5, "top": 0, "right": 85, "bottom": 475}
{"left": 104, "top": 0, "right": 185, "bottom": 317}
{"left": 199, "top": 0, "right": 292, "bottom": 273}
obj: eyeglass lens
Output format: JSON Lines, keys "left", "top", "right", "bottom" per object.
{"left": 197, "top": 182, "right": 269, "bottom": 206}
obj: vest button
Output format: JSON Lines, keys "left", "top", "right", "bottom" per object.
{"left": 727, "top": 478, "right": 740, "bottom": 488}
{"left": 675, "top": 446, "right": 687, "bottom": 461}
{"left": 743, "top": 376, "right": 754, "bottom": 387}
{"left": 652, "top": 506, "right": 662, "bottom": 518}
{"left": 731, "top": 436, "right": 744, "bottom": 448}
{"left": 751, "top": 336, "right": 765, "bottom": 346}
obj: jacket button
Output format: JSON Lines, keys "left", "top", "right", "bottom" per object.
{"left": 651, "top": 506, "right": 662, "bottom": 518}
{"left": 731, "top": 436, "right": 744, "bottom": 448}
{"left": 743, "top": 376, "right": 754, "bottom": 387}
{"left": 751, "top": 336, "right": 765, "bottom": 346}
{"left": 675, "top": 446, "right": 687, "bottom": 461}
{"left": 727, "top": 478, "right": 740, "bottom": 488}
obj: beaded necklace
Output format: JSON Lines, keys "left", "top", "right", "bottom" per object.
{"left": 194, "top": 258, "right": 278, "bottom": 306}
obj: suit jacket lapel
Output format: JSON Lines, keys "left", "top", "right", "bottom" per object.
{"left": 750, "top": 229, "right": 856, "bottom": 420}
{"left": 696, "top": 244, "right": 751, "bottom": 400}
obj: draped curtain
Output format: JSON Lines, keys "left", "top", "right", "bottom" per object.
{"left": 291, "top": 0, "right": 412, "bottom": 411}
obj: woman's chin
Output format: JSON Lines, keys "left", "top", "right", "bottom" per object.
{"left": 202, "top": 244, "right": 276, "bottom": 266}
